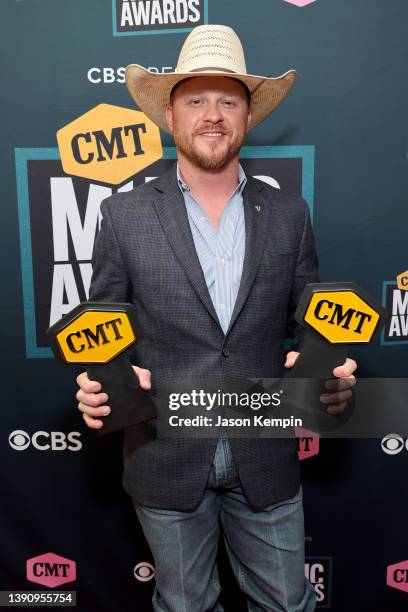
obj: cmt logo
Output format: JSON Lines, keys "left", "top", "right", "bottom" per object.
{"left": 304, "top": 291, "right": 379, "bottom": 344}
{"left": 134, "top": 561, "right": 155, "bottom": 582}
{"left": 382, "top": 281, "right": 408, "bottom": 344}
{"left": 397, "top": 270, "right": 408, "bottom": 291}
{"left": 65, "top": 317, "right": 124, "bottom": 353}
{"left": 56, "top": 104, "right": 163, "bottom": 185}
{"left": 113, "top": 0, "right": 208, "bottom": 36}
{"left": 52, "top": 307, "right": 136, "bottom": 364}
{"left": 313, "top": 300, "right": 370, "bottom": 332}
{"left": 381, "top": 434, "right": 408, "bottom": 455}
{"left": 26, "top": 552, "right": 76, "bottom": 588}
{"left": 295, "top": 427, "right": 319, "bottom": 460}
{"left": 387, "top": 560, "right": 408, "bottom": 593}
{"left": 8, "top": 430, "right": 82, "bottom": 452}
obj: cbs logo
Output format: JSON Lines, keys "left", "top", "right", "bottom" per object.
{"left": 134, "top": 562, "right": 155, "bottom": 582}
{"left": 381, "top": 434, "right": 408, "bottom": 455}
{"left": 87, "top": 67, "right": 126, "bottom": 84}
{"left": 9, "top": 430, "right": 82, "bottom": 452}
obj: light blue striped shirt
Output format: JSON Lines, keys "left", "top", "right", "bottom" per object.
{"left": 176, "top": 163, "right": 247, "bottom": 334}
{"left": 176, "top": 164, "right": 247, "bottom": 456}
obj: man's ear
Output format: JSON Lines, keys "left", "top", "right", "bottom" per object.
{"left": 165, "top": 106, "right": 173, "bottom": 133}
{"left": 246, "top": 110, "right": 252, "bottom": 133}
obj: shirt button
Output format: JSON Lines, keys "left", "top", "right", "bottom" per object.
{"left": 219, "top": 303, "right": 225, "bottom": 311}
{"left": 222, "top": 346, "right": 231, "bottom": 357}
{"left": 220, "top": 258, "right": 225, "bottom": 266}
{"left": 199, "top": 216, "right": 206, "bottom": 223}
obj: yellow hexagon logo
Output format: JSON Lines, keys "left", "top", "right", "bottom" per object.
{"left": 55, "top": 309, "right": 136, "bottom": 363}
{"left": 303, "top": 290, "right": 380, "bottom": 343}
{"left": 397, "top": 270, "right": 408, "bottom": 291}
{"left": 56, "top": 104, "right": 162, "bottom": 185}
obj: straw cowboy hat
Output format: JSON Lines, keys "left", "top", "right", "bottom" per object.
{"left": 125, "top": 24, "right": 297, "bottom": 133}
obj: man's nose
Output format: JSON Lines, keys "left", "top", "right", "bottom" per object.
{"left": 201, "top": 101, "right": 223, "bottom": 124}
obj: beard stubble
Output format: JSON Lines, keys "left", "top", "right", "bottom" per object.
{"left": 172, "top": 123, "right": 246, "bottom": 170}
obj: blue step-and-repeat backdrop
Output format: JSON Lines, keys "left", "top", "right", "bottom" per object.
{"left": 1, "top": 0, "right": 407, "bottom": 610}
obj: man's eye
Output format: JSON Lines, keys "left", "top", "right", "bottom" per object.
{"left": 223, "top": 100, "right": 234, "bottom": 107}
{"left": 190, "top": 99, "right": 202, "bottom": 106}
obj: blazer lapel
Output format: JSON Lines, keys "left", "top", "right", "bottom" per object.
{"left": 152, "top": 166, "right": 223, "bottom": 331}
{"left": 226, "top": 176, "right": 268, "bottom": 335}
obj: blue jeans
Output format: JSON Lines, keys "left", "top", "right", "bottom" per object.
{"left": 133, "top": 434, "right": 316, "bottom": 612}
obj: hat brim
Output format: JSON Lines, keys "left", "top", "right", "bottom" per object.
{"left": 125, "top": 64, "right": 297, "bottom": 134}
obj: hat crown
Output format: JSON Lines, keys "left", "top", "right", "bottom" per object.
{"left": 175, "top": 25, "right": 247, "bottom": 75}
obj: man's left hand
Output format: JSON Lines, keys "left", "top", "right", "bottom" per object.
{"left": 284, "top": 352, "right": 357, "bottom": 415}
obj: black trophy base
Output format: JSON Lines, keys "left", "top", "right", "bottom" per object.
{"left": 87, "top": 357, "right": 156, "bottom": 435}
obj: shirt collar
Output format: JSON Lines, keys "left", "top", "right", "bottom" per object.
{"left": 177, "top": 162, "right": 247, "bottom": 196}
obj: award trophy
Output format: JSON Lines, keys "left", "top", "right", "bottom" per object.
{"left": 283, "top": 282, "right": 386, "bottom": 431}
{"left": 46, "top": 302, "right": 156, "bottom": 435}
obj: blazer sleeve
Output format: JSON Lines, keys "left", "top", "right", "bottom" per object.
{"left": 88, "top": 197, "right": 130, "bottom": 303}
{"left": 285, "top": 198, "right": 320, "bottom": 351}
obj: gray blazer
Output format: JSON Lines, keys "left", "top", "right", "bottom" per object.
{"left": 89, "top": 164, "right": 319, "bottom": 510}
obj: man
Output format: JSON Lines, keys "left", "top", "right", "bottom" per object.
{"left": 76, "top": 25, "right": 356, "bottom": 612}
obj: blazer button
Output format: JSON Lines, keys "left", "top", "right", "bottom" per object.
{"left": 222, "top": 346, "right": 231, "bottom": 357}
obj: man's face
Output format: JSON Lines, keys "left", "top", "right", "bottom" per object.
{"left": 165, "top": 76, "right": 252, "bottom": 170}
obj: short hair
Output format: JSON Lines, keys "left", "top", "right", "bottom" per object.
{"left": 169, "top": 77, "right": 251, "bottom": 105}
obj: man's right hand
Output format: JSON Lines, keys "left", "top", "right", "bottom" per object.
{"left": 76, "top": 366, "right": 152, "bottom": 429}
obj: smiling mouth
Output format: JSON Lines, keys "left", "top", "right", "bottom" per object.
{"left": 197, "top": 132, "right": 226, "bottom": 137}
